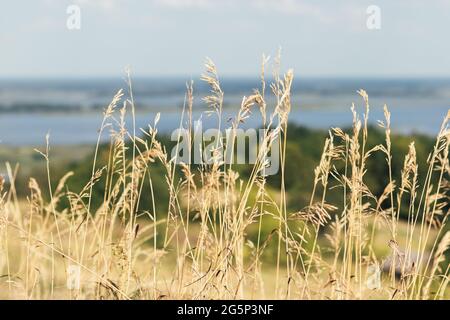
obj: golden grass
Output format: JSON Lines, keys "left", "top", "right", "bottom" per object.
{"left": 0, "top": 56, "right": 449, "bottom": 300}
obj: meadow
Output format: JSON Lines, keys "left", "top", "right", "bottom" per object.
{"left": 0, "top": 57, "right": 448, "bottom": 300}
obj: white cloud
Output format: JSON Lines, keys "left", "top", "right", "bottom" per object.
{"left": 153, "top": 0, "right": 215, "bottom": 9}
{"left": 152, "top": 0, "right": 360, "bottom": 25}
{"left": 74, "top": 0, "right": 121, "bottom": 11}
{"left": 251, "top": 0, "right": 324, "bottom": 17}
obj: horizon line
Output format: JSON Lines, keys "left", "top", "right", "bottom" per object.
{"left": 2, "top": 74, "right": 450, "bottom": 81}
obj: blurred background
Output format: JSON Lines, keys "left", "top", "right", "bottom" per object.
{"left": 0, "top": 0, "right": 449, "bottom": 206}
{"left": 1, "top": 0, "right": 450, "bottom": 145}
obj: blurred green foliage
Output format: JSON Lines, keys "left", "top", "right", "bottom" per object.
{"left": 27, "top": 124, "right": 436, "bottom": 222}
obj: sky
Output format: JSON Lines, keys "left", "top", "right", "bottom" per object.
{"left": 1, "top": 0, "right": 450, "bottom": 78}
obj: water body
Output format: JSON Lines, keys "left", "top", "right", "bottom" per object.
{"left": 0, "top": 78, "right": 449, "bottom": 146}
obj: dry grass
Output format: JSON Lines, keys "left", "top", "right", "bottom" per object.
{"left": 0, "top": 56, "right": 449, "bottom": 300}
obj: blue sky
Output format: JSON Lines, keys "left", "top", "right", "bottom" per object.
{"left": 1, "top": 0, "right": 450, "bottom": 77}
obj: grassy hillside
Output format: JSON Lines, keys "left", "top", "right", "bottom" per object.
{"left": 0, "top": 61, "right": 448, "bottom": 300}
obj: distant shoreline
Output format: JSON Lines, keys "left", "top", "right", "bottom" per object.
{"left": 0, "top": 77, "right": 449, "bottom": 145}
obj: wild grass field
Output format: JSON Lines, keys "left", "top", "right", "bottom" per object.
{"left": 0, "top": 57, "right": 449, "bottom": 300}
